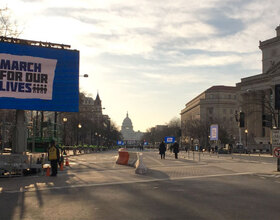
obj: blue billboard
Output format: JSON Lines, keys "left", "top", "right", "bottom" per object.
{"left": 0, "top": 41, "right": 79, "bottom": 112}
{"left": 165, "top": 136, "right": 175, "bottom": 143}
{"left": 117, "top": 141, "right": 124, "bottom": 146}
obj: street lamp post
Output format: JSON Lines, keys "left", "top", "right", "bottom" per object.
{"left": 190, "top": 137, "right": 194, "bottom": 160}
{"left": 208, "top": 135, "right": 210, "bottom": 152}
{"left": 76, "top": 73, "right": 88, "bottom": 145}
{"left": 245, "top": 129, "right": 248, "bottom": 148}
{"left": 77, "top": 123, "right": 82, "bottom": 145}
{"left": 98, "top": 134, "right": 101, "bottom": 146}
{"left": 94, "top": 132, "right": 98, "bottom": 145}
{"left": 63, "top": 117, "right": 67, "bottom": 146}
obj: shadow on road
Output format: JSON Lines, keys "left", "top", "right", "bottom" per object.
{"left": 143, "top": 169, "right": 171, "bottom": 179}
{"left": 0, "top": 168, "right": 73, "bottom": 220}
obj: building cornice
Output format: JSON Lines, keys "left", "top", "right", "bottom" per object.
{"left": 259, "top": 36, "right": 280, "bottom": 49}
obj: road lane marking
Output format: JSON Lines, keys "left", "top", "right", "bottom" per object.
{"left": 2, "top": 172, "right": 255, "bottom": 194}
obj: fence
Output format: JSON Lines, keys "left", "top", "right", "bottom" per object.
{"left": 0, "top": 153, "right": 48, "bottom": 177}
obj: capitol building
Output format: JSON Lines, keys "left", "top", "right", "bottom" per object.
{"left": 121, "top": 112, "right": 144, "bottom": 145}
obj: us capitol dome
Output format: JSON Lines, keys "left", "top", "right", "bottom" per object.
{"left": 121, "top": 112, "right": 143, "bottom": 145}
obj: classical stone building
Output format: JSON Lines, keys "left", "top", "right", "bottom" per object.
{"left": 181, "top": 85, "right": 239, "bottom": 147}
{"left": 121, "top": 112, "right": 143, "bottom": 145}
{"left": 236, "top": 26, "right": 280, "bottom": 148}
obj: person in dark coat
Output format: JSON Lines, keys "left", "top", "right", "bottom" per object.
{"left": 173, "top": 141, "right": 179, "bottom": 159}
{"left": 48, "top": 140, "right": 60, "bottom": 176}
{"left": 159, "top": 141, "right": 166, "bottom": 159}
{"left": 215, "top": 145, "right": 218, "bottom": 153}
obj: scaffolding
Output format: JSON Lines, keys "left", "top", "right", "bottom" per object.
{"left": 0, "top": 36, "right": 71, "bottom": 49}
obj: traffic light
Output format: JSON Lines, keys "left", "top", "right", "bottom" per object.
{"left": 239, "top": 112, "right": 245, "bottom": 127}
{"left": 275, "top": 85, "right": 280, "bottom": 109}
{"left": 262, "top": 114, "right": 272, "bottom": 127}
{"left": 177, "top": 129, "right": 182, "bottom": 137}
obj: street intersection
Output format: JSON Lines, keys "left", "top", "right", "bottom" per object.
{"left": 0, "top": 150, "right": 279, "bottom": 220}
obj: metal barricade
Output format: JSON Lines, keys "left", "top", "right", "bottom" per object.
{"left": 0, "top": 154, "right": 28, "bottom": 177}
{"left": 0, "top": 153, "right": 48, "bottom": 177}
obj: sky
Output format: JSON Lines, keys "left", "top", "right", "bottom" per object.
{"left": 1, "top": 0, "right": 280, "bottom": 132}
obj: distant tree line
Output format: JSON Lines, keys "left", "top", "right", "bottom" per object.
{"left": 141, "top": 117, "right": 181, "bottom": 146}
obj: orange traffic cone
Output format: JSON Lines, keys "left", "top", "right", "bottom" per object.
{"left": 60, "top": 162, "right": 64, "bottom": 171}
{"left": 46, "top": 167, "right": 50, "bottom": 176}
{"left": 65, "top": 157, "right": 69, "bottom": 166}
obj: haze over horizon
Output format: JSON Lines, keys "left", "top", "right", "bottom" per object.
{"left": 2, "top": 0, "right": 280, "bottom": 131}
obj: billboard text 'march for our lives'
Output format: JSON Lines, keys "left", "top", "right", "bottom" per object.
{"left": 0, "top": 40, "right": 79, "bottom": 112}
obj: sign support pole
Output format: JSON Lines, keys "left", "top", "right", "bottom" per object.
{"left": 12, "top": 110, "right": 27, "bottom": 153}
{"left": 273, "top": 147, "right": 280, "bottom": 171}
{"left": 278, "top": 110, "right": 280, "bottom": 171}
{"left": 278, "top": 110, "right": 280, "bottom": 172}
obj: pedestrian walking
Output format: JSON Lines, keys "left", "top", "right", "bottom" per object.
{"left": 48, "top": 140, "right": 60, "bottom": 177}
{"left": 159, "top": 141, "right": 166, "bottom": 159}
{"left": 173, "top": 141, "right": 179, "bottom": 159}
{"left": 185, "top": 145, "right": 188, "bottom": 152}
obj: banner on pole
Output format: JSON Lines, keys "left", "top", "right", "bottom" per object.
{"left": 210, "top": 124, "right": 218, "bottom": 141}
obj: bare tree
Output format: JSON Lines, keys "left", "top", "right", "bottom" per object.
{"left": 184, "top": 118, "right": 234, "bottom": 148}
{"left": 242, "top": 90, "right": 277, "bottom": 127}
{"left": 0, "top": 7, "right": 22, "bottom": 150}
{"left": 168, "top": 117, "right": 180, "bottom": 128}
{"left": 141, "top": 117, "right": 181, "bottom": 146}
{"left": 0, "top": 6, "right": 21, "bottom": 37}
{"left": 184, "top": 119, "right": 209, "bottom": 147}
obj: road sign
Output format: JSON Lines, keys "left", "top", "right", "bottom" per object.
{"left": 273, "top": 147, "right": 280, "bottom": 158}
{"left": 117, "top": 141, "right": 124, "bottom": 146}
{"left": 271, "top": 129, "right": 280, "bottom": 148}
{"left": 210, "top": 124, "right": 218, "bottom": 141}
{"left": 164, "top": 136, "right": 175, "bottom": 144}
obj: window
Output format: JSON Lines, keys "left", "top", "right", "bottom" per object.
{"left": 223, "top": 109, "right": 227, "bottom": 114}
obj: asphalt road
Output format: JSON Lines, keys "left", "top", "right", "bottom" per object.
{"left": 0, "top": 150, "right": 279, "bottom": 220}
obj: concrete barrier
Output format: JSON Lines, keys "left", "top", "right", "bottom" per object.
{"left": 116, "top": 150, "right": 147, "bottom": 174}
{"left": 116, "top": 148, "right": 129, "bottom": 165}
{"left": 127, "top": 152, "right": 138, "bottom": 167}
{"left": 135, "top": 153, "right": 147, "bottom": 174}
